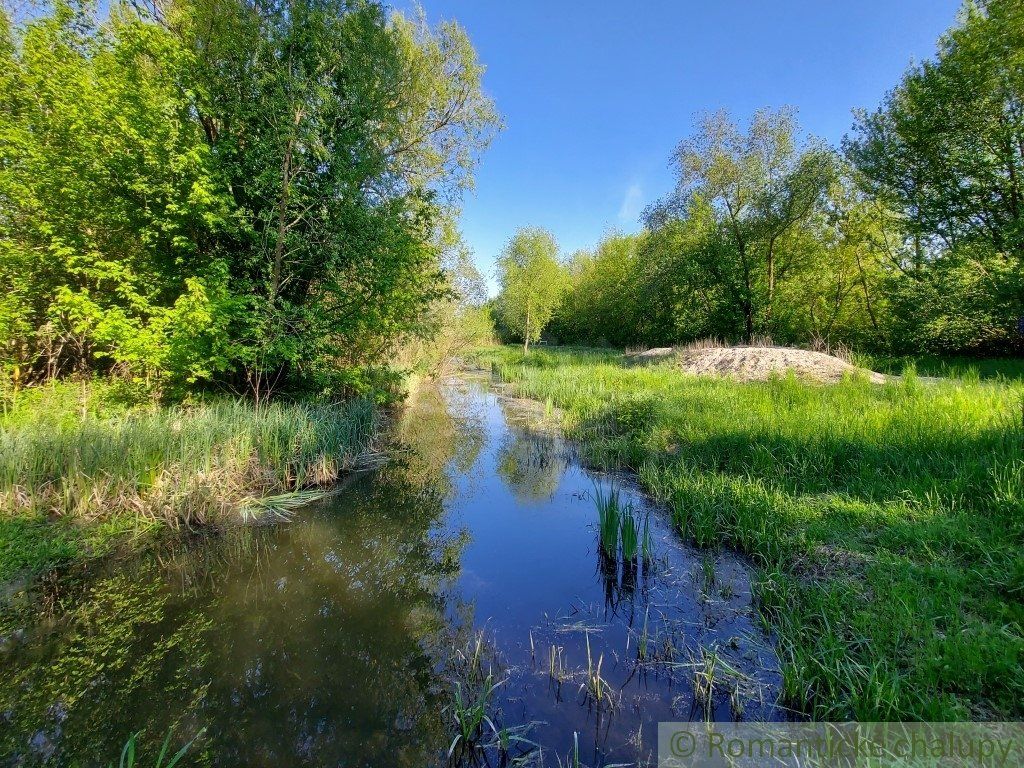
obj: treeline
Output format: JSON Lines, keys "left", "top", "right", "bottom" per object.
{"left": 496, "top": 0, "right": 1023, "bottom": 356}
{"left": 0, "top": 0, "right": 497, "bottom": 398}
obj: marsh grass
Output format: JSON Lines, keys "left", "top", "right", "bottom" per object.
{"left": 110, "top": 728, "right": 205, "bottom": 768}
{"left": 473, "top": 345, "right": 1024, "bottom": 721}
{"left": 593, "top": 483, "right": 646, "bottom": 564}
{"left": 592, "top": 485, "right": 621, "bottom": 556}
{"left": 445, "top": 630, "right": 539, "bottom": 766}
{"left": 580, "top": 634, "right": 614, "bottom": 710}
{"left": 1, "top": 380, "right": 378, "bottom": 580}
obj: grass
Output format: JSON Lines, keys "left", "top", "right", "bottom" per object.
{"left": 864, "top": 354, "right": 1024, "bottom": 382}
{"left": 473, "top": 345, "right": 1024, "bottom": 721}
{"left": 110, "top": 728, "right": 205, "bottom": 768}
{"left": 0, "top": 379, "right": 378, "bottom": 584}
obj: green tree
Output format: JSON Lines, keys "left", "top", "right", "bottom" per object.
{"left": 0, "top": 2, "right": 236, "bottom": 389}
{"left": 0, "top": 0, "right": 498, "bottom": 396}
{"left": 495, "top": 228, "right": 564, "bottom": 352}
{"left": 176, "top": 0, "right": 499, "bottom": 396}
{"left": 846, "top": 0, "right": 1024, "bottom": 353}
{"left": 646, "top": 109, "right": 837, "bottom": 342}
{"left": 551, "top": 233, "right": 643, "bottom": 346}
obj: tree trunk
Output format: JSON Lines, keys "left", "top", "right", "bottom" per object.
{"left": 523, "top": 301, "right": 531, "bottom": 354}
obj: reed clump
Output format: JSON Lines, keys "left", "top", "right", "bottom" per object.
{"left": 1, "top": 380, "right": 379, "bottom": 580}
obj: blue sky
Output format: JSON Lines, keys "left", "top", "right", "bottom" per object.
{"left": 395, "top": 1, "right": 962, "bottom": 292}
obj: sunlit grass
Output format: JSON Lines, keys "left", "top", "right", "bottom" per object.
{"left": 473, "top": 345, "right": 1024, "bottom": 720}
{"left": 1, "top": 380, "right": 378, "bottom": 581}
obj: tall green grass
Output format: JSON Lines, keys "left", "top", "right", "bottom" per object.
{"left": 474, "top": 346, "right": 1024, "bottom": 720}
{"left": 1, "top": 380, "right": 378, "bottom": 580}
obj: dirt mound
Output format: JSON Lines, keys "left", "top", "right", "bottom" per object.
{"left": 674, "top": 345, "right": 886, "bottom": 384}
{"left": 626, "top": 344, "right": 887, "bottom": 384}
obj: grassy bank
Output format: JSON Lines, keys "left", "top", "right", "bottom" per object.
{"left": 0, "top": 380, "right": 378, "bottom": 584}
{"left": 473, "top": 346, "right": 1024, "bottom": 720}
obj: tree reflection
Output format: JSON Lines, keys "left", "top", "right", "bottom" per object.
{"left": 495, "top": 429, "right": 568, "bottom": 503}
{"left": 1, "top": 463, "right": 467, "bottom": 766}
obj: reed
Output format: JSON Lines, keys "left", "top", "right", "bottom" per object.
{"left": 1, "top": 381, "right": 379, "bottom": 580}
{"left": 619, "top": 504, "right": 639, "bottom": 561}
{"left": 447, "top": 675, "right": 504, "bottom": 760}
{"left": 580, "top": 633, "right": 614, "bottom": 709}
{"left": 592, "top": 484, "right": 621, "bottom": 556}
{"left": 109, "top": 728, "right": 205, "bottom": 768}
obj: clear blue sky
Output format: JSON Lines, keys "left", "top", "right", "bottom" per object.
{"left": 395, "top": 0, "right": 962, "bottom": 292}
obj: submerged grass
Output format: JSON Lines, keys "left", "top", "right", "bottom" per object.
{"left": 0, "top": 380, "right": 378, "bottom": 583}
{"left": 474, "top": 345, "right": 1024, "bottom": 720}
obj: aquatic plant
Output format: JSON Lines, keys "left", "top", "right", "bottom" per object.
{"left": 109, "top": 728, "right": 205, "bottom": 768}
{"left": 637, "top": 606, "right": 650, "bottom": 662}
{"left": 691, "top": 647, "right": 718, "bottom": 721}
{"left": 579, "top": 634, "right": 614, "bottom": 709}
{"left": 619, "top": 505, "right": 639, "bottom": 561}
{"left": 548, "top": 644, "right": 567, "bottom": 683}
{"left": 0, "top": 383, "right": 379, "bottom": 578}
{"left": 447, "top": 675, "right": 505, "bottom": 761}
{"left": 592, "top": 483, "right": 621, "bottom": 556}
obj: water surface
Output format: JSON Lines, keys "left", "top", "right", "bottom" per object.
{"left": 1, "top": 374, "right": 782, "bottom": 767}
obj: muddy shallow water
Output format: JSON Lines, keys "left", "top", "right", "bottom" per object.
{"left": 1, "top": 374, "right": 784, "bottom": 767}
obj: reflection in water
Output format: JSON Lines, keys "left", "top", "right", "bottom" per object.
{"left": 495, "top": 429, "right": 568, "bottom": 503}
{"left": 0, "top": 373, "right": 783, "bottom": 767}
{"left": 1, "top": 474, "right": 466, "bottom": 767}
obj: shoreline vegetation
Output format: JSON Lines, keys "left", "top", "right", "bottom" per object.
{"left": 473, "top": 345, "right": 1024, "bottom": 721}
{"left": 0, "top": 0, "right": 498, "bottom": 594}
{"left": 0, "top": 379, "right": 381, "bottom": 586}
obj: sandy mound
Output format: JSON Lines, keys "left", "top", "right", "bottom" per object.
{"left": 627, "top": 345, "right": 886, "bottom": 384}
{"left": 676, "top": 346, "right": 886, "bottom": 384}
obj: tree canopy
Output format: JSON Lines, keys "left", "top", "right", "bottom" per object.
{"left": 494, "top": 228, "right": 564, "bottom": 352}
{"left": 0, "top": 0, "right": 498, "bottom": 397}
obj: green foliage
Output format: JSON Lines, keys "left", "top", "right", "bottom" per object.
{"left": 0, "top": 3, "right": 237, "bottom": 387}
{"left": 478, "top": 345, "right": 1024, "bottom": 720}
{"left": 548, "top": 233, "right": 645, "bottom": 346}
{"left": 543, "top": 3, "right": 1024, "bottom": 360}
{"left": 644, "top": 108, "right": 840, "bottom": 342}
{"left": 0, "top": 380, "right": 378, "bottom": 580}
{"left": 110, "top": 728, "right": 205, "bottom": 768}
{"left": 0, "top": 0, "right": 498, "bottom": 394}
{"left": 494, "top": 227, "right": 565, "bottom": 352}
{"left": 548, "top": 112, "right": 889, "bottom": 352}
{"left": 847, "top": 0, "right": 1024, "bottom": 354}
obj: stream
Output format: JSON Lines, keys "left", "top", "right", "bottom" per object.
{"left": 1, "top": 373, "right": 784, "bottom": 767}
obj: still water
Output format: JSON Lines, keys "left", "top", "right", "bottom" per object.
{"left": 1, "top": 374, "right": 783, "bottom": 767}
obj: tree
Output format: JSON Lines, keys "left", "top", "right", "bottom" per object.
{"left": 550, "top": 233, "right": 644, "bottom": 347}
{"left": 0, "top": 2, "right": 236, "bottom": 388}
{"left": 0, "top": 0, "right": 499, "bottom": 395}
{"left": 646, "top": 109, "right": 837, "bottom": 341}
{"left": 846, "top": 0, "right": 1024, "bottom": 353}
{"left": 495, "top": 228, "right": 564, "bottom": 352}
{"left": 176, "top": 0, "right": 499, "bottom": 396}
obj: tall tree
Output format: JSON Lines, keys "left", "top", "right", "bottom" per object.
{"left": 646, "top": 109, "right": 837, "bottom": 341}
{"left": 496, "top": 228, "right": 564, "bottom": 353}
{"left": 846, "top": 0, "right": 1024, "bottom": 353}
{"left": 0, "top": 0, "right": 499, "bottom": 395}
{"left": 176, "top": 0, "right": 499, "bottom": 395}
{"left": 550, "top": 233, "right": 644, "bottom": 347}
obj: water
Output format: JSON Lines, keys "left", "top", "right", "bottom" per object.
{"left": 1, "top": 374, "right": 783, "bottom": 767}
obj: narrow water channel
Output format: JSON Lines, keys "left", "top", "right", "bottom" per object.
{"left": 1, "top": 374, "right": 783, "bottom": 767}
